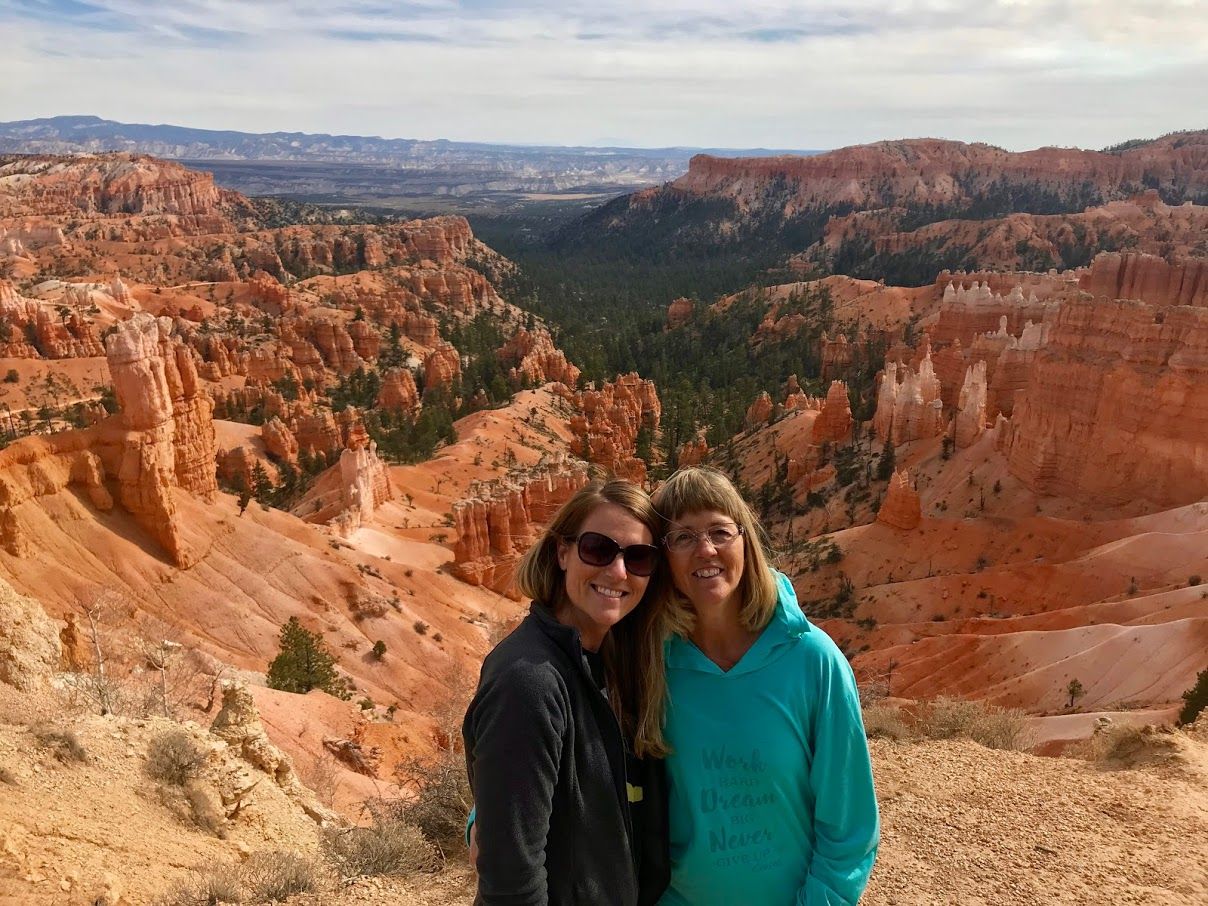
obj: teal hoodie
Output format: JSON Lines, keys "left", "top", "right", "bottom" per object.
{"left": 659, "top": 571, "right": 879, "bottom": 906}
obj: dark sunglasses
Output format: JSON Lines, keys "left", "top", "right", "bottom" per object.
{"left": 566, "top": 531, "right": 660, "bottom": 577}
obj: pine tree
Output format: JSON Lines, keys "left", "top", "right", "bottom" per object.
{"left": 266, "top": 617, "right": 351, "bottom": 699}
{"left": 1178, "top": 666, "right": 1208, "bottom": 726}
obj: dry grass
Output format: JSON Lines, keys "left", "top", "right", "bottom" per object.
{"left": 864, "top": 697, "right": 1031, "bottom": 751}
{"left": 184, "top": 780, "right": 227, "bottom": 838}
{"left": 862, "top": 703, "right": 911, "bottom": 740}
{"left": 388, "top": 749, "right": 473, "bottom": 856}
{"left": 322, "top": 819, "right": 439, "bottom": 879}
{"left": 914, "top": 697, "right": 1031, "bottom": 750}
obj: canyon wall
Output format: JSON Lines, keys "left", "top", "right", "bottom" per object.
{"left": 1006, "top": 298, "right": 1208, "bottom": 506}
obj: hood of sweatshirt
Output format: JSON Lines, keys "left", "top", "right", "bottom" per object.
{"left": 665, "top": 570, "right": 812, "bottom": 676}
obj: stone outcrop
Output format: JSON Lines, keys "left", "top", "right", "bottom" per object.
{"left": 932, "top": 281, "right": 1056, "bottom": 349}
{"left": 811, "top": 381, "right": 853, "bottom": 444}
{"left": 451, "top": 458, "right": 590, "bottom": 593}
{"left": 422, "top": 341, "right": 461, "bottom": 395}
{"left": 745, "top": 392, "right": 774, "bottom": 430}
{"left": 676, "top": 437, "right": 709, "bottom": 467}
{"left": 376, "top": 367, "right": 420, "bottom": 414}
{"left": 877, "top": 470, "right": 921, "bottom": 530}
{"left": 954, "top": 361, "right": 989, "bottom": 448}
{"left": 821, "top": 333, "right": 854, "bottom": 379}
{"left": 565, "top": 374, "right": 661, "bottom": 482}
{"left": 1006, "top": 298, "right": 1208, "bottom": 506}
{"left": 105, "top": 312, "right": 217, "bottom": 566}
{"left": 261, "top": 417, "right": 299, "bottom": 464}
{"left": 873, "top": 354, "right": 943, "bottom": 445}
{"left": 0, "top": 576, "right": 61, "bottom": 691}
{"left": 666, "top": 297, "right": 694, "bottom": 330}
{"left": 497, "top": 329, "right": 580, "bottom": 387}
{"left": 332, "top": 440, "right": 393, "bottom": 535}
{"left": 1079, "top": 251, "right": 1208, "bottom": 308}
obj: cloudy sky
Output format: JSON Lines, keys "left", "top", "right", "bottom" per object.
{"left": 2, "top": 0, "right": 1205, "bottom": 151}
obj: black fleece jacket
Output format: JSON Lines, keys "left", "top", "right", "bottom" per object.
{"left": 463, "top": 603, "right": 669, "bottom": 906}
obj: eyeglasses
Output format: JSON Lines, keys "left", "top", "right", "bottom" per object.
{"left": 567, "top": 531, "right": 660, "bottom": 577}
{"left": 663, "top": 524, "right": 744, "bottom": 554}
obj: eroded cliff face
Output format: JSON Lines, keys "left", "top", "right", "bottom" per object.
{"left": 671, "top": 136, "right": 1208, "bottom": 211}
{"left": 1006, "top": 298, "right": 1208, "bottom": 506}
{"left": 451, "top": 457, "right": 590, "bottom": 594}
{"left": 1079, "top": 251, "right": 1208, "bottom": 307}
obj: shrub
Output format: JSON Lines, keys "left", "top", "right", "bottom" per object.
{"left": 413, "top": 620, "right": 429, "bottom": 636}
{"left": 1178, "top": 666, "right": 1208, "bottom": 727}
{"left": 266, "top": 617, "right": 351, "bottom": 699}
{"left": 1189, "top": 575, "right": 1202, "bottom": 587}
{"left": 241, "top": 851, "right": 323, "bottom": 902}
{"left": 371, "top": 640, "right": 387, "bottom": 660}
{"left": 33, "top": 725, "right": 87, "bottom": 763}
{"left": 2, "top": 369, "right": 18, "bottom": 384}
{"left": 1069, "top": 723, "right": 1181, "bottom": 764}
{"left": 152, "top": 861, "right": 243, "bottom": 906}
{"left": 389, "top": 749, "right": 473, "bottom": 856}
{"left": 862, "top": 703, "right": 910, "bottom": 740}
{"left": 146, "top": 730, "right": 207, "bottom": 786}
{"left": 915, "top": 697, "right": 1030, "bottom": 750}
{"left": 322, "top": 819, "right": 439, "bottom": 879}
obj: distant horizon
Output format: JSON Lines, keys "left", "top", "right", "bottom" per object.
{"left": 3, "top": 2, "right": 1205, "bottom": 153}
{"left": 5, "top": 113, "right": 1202, "bottom": 158}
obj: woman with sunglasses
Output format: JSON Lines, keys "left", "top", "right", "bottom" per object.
{"left": 651, "top": 467, "right": 879, "bottom": 905}
{"left": 462, "top": 479, "right": 670, "bottom": 905}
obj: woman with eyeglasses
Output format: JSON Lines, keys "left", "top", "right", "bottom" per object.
{"left": 651, "top": 467, "right": 879, "bottom": 905}
{"left": 462, "top": 479, "right": 671, "bottom": 905}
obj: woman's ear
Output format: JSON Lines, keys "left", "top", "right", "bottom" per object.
{"left": 556, "top": 538, "right": 570, "bottom": 571}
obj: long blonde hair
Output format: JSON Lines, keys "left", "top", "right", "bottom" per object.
{"left": 651, "top": 467, "right": 780, "bottom": 639}
{"left": 514, "top": 479, "right": 669, "bottom": 757}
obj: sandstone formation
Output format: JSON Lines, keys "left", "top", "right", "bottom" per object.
{"left": 376, "top": 367, "right": 421, "bottom": 414}
{"left": 676, "top": 436, "right": 709, "bottom": 467}
{"left": 666, "top": 296, "right": 694, "bottom": 330}
{"left": 106, "top": 313, "right": 217, "bottom": 566}
{"left": 1079, "top": 251, "right": 1208, "bottom": 307}
{"left": 876, "top": 470, "right": 921, "bottom": 530}
{"left": 331, "top": 440, "right": 394, "bottom": 535}
{"left": 954, "top": 361, "right": 989, "bottom": 449}
{"left": 497, "top": 329, "right": 580, "bottom": 387}
{"left": 820, "top": 333, "right": 854, "bottom": 380}
{"left": 1005, "top": 297, "right": 1208, "bottom": 506}
{"left": 451, "top": 457, "right": 590, "bottom": 593}
{"left": 873, "top": 354, "right": 943, "bottom": 445}
{"left": 745, "top": 391, "right": 774, "bottom": 430}
{"left": 565, "top": 374, "right": 660, "bottom": 482}
{"left": 811, "top": 380, "right": 853, "bottom": 444}
{"left": 262, "top": 416, "right": 299, "bottom": 464}
{"left": 422, "top": 341, "right": 462, "bottom": 395}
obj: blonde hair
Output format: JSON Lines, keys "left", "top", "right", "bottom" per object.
{"left": 651, "top": 467, "right": 780, "bottom": 638}
{"left": 513, "top": 479, "right": 669, "bottom": 758}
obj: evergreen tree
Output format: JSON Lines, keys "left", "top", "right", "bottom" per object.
{"left": 876, "top": 440, "right": 896, "bottom": 481}
{"left": 1179, "top": 666, "right": 1208, "bottom": 726}
{"left": 266, "top": 617, "right": 351, "bottom": 699}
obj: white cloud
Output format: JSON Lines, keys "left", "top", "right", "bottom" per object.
{"left": 1, "top": 0, "right": 1205, "bottom": 149}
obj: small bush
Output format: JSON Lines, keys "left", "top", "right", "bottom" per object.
{"left": 322, "top": 819, "right": 439, "bottom": 879}
{"left": 241, "top": 851, "right": 323, "bottom": 902}
{"left": 371, "top": 640, "right": 387, "bottom": 660}
{"left": 915, "top": 697, "right": 1030, "bottom": 750}
{"left": 1189, "top": 575, "right": 1203, "bottom": 587}
{"left": 147, "top": 730, "right": 207, "bottom": 786}
{"left": 862, "top": 704, "right": 910, "bottom": 740}
{"left": 2, "top": 369, "right": 18, "bottom": 384}
{"left": 1069, "top": 723, "right": 1180, "bottom": 765}
{"left": 152, "top": 861, "right": 244, "bottom": 906}
{"left": 413, "top": 620, "right": 429, "bottom": 636}
{"left": 33, "top": 725, "right": 87, "bottom": 763}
